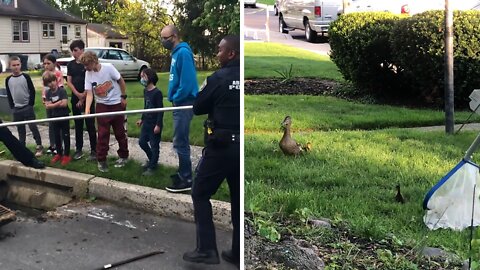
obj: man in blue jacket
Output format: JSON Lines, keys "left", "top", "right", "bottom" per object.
{"left": 161, "top": 25, "right": 198, "bottom": 193}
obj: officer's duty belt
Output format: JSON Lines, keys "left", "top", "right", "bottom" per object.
{"left": 230, "top": 134, "right": 240, "bottom": 143}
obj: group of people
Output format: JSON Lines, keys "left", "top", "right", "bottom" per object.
{"left": 1, "top": 25, "right": 240, "bottom": 267}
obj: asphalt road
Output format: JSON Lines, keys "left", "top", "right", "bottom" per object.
{"left": 0, "top": 201, "right": 236, "bottom": 270}
{"left": 244, "top": 6, "right": 331, "bottom": 55}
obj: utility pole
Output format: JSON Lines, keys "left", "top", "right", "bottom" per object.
{"left": 266, "top": 5, "right": 270, "bottom": 42}
{"left": 444, "top": 0, "right": 454, "bottom": 134}
{"left": 342, "top": 0, "right": 349, "bottom": 14}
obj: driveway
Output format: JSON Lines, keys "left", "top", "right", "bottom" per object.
{"left": 244, "top": 6, "right": 331, "bottom": 55}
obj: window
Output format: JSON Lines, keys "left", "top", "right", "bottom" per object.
{"left": 119, "top": 50, "right": 134, "bottom": 61}
{"left": 42, "top": 22, "right": 55, "bottom": 38}
{"left": 75, "top": 25, "right": 81, "bottom": 38}
{"left": 12, "top": 20, "right": 29, "bottom": 42}
{"left": 0, "top": 0, "right": 13, "bottom": 6}
{"left": 61, "top": 25, "right": 68, "bottom": 44}
{"left": 105, "top": 50, "right": 122, "bottom": 60}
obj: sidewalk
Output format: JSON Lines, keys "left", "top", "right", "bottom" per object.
{"left": 15, "top": 123, "right": 203, "bottom": 169}
{"left": 408, "top": 123, "right": 480, "bottom": 132}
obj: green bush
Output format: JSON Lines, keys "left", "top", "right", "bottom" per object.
{"left": 329, "top": 12, "right": 402, "bottom": 96}
{"left": 391, "top": 10, "right": 480, "bottom": 107}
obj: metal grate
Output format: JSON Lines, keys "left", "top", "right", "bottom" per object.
{"left": 0, "top": 204, "right": 16, "bottom": 226}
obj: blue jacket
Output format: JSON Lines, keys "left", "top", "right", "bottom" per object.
{"left": 168, "top": 42, "right": 198, "bottom": 104}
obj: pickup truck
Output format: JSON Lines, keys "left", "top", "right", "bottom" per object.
{"left": 278, "top": 0, "right": 342, "bottom": 42}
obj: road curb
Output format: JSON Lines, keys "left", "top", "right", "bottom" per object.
{"left": 89, "top": 177, "right": 232, "bottom": 229}
{"left": 255, "top": 3, "right": 273, "bottom": 11}
{"left": 0, "top": 160, "right": 232, "bottom": 229}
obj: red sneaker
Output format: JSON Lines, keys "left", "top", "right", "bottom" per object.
{"left": 61, "top": 155, "right": 72, "bottom": 166}
{"left": 51, "top": 154, "right": 62, "bottom": 164}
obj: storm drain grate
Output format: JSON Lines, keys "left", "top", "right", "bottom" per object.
{"left": 0, "top": 204, "right": 16, "bottom": 226}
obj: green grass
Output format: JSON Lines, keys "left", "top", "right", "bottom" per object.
{"left": 245, "top": 128, "right": 478, "bottom": 256}
{"left": 0, "top": 71, "right": 211, "bottom": 146}
{"left": 0, "top": 144, "right": 230, "bottom": 202}
{"left": 244, "top": 43, "right": 343, "bottom": 81}
{"left": 0, "top": 71, "right": 234, "bottom": 201}
{"left": 256, "top": 0, "right": 274, "bottom": 5}
{"left": 245, "top": 92, "right": 480, "bottom": 258}
{"left": 245, "top": 94, "right": 480, "bottom": 132}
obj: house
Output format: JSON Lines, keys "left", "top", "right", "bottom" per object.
{"left": 0, "top": 0, "right": 87, "bottom": 71}
{"left": 87, "top": 23, "right": 130, "bottom": 52}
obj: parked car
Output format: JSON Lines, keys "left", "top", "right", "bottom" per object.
{"left": 274, "top": 0, "right": 281, "bottom": 16}
{"left": 245, "top": 0, "right": 256, "bottom": 8}
{"left": 56, "top": 47, "right": 150, "bottom": 81}
{"left": 0, "top": 59, "right": 5, "bottom": 73}
{"left": 278, "top": 0, "right": 342, "bottom": 42}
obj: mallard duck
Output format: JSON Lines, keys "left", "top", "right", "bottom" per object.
{"left": 395, "top": 184, "right": 405, "bottom": 204}
{"left": 279, "top": 116, "right": 311, "bottom": 156}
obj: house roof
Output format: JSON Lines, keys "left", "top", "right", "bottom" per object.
{"left": 0, "top": 0, "right": 86, "bottom": 24}
{"left": 87, "top": 23, "right": 127, "bottom": 39}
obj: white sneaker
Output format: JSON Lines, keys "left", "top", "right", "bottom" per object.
{"left": 114, "top": 157, "right": 128, "bottom": 168}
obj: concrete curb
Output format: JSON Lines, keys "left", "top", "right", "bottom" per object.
{"left": 0, "top": 160, "right": 232, "bottom": 229}
{"left": 89, "top": 177, "right": 232, "bottom": 229}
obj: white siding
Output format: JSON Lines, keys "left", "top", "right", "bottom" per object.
{"left": 86, "top": 29, "right": 105, "bottom": 48}
{"left": 87, "top": 29, "right": 130, "bottom": 51}
{"left": 0, "top": 16, "right": 86, "bottom": 68}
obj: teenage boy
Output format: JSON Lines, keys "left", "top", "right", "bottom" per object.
{"left": 67, "top": 40, "right": 97, "bottom": 161}
{"left": 80, "top": 51, "right": 129, "bottom": 173}
{"left": 5, "top": 56, "right": 43, "bottom": 157}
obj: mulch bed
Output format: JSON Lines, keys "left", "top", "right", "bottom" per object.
{"left": 244, "top": 78, "right": 339, "bottom": 96}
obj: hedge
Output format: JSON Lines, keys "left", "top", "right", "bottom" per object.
{"left": 391, "top": 10, "right": 480, "bottom": 107}
{"left": 329, "top": 12, "right": 402, "bottom": 97}
{"left": 329, "top": 10, "right": 480, "bottom": 108}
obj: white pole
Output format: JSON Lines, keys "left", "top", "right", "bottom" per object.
{"left": 0, "top": 106, "right": 193, "bottom": 128}
{"left": 266, "top": 6, "right": 270, "bottom": 42}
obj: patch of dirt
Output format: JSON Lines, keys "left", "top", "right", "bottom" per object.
{"left": 245, "top": 213, "right": 464, "bottom": 270}
{"left": 244, "top": 78, "right": 447, "bottom": 109}
{"left": 244, "top": 78, "right": 339, "bottom": 96}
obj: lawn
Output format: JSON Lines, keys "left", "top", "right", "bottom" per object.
{"left": 245, "top": 94, "right": 480, "bottom": 132}
{"left": 256, "top": 0, "right": 274, "bottom": 5}
{"left": 244, "top": 42, "right": 343, "bottom": 81}
{"left": 245, "top": 92, "right": 480, "bottom": 258}
{"left": 245, "top": 128, "right": 478, "bottom": 256}
{"left": 0, "top": 70, "right": 234, "bottom": 202}
{"left": 0, "top": 143, "right": 230, "bottom": 202}
{"left": 244, "top": 38, "right": 480, "bottom": 257}
{"left": 0, "top": 71, "right": 212, "bottom": 146}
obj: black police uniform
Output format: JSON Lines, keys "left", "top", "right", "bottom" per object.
{"left": 0, "top": 119, "right": 43, "bottom": 168}
{"left": 192, "top": 58, "right": 240, "bottom": 260}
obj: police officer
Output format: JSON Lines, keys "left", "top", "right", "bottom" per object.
{"left": 182, "top": 35, "right": 240, "bottom": 267}
{"left": 0, "top": 119, "right": 45, "bottom": 169}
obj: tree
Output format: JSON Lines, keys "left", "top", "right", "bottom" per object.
{"left": 173, "top": 0, "right": 240, "bottom": 68}
{"left": 195, "top": 0, "right": 240, "bottom": 36}
{"left": 99, "top": 0, "right": 172, "bottom": 70}
{"left": 44, "top": 0, "right": 127, "bottom": 22}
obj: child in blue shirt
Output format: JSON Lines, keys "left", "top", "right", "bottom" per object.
{"left": 136, "top": 68, "right": 164, "bottom": 176}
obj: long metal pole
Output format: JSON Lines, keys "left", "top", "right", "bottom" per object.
{"left": 444, "top": 0, "right": 455, "bottom": 134}
{"left": 0, "top": 106, "right": 193, "bottom": 128}
{"left": 463, "top": 132, "right": 480, "bottom": 161}
{"left": 266, "top": 5, "right": 270, "bottom": 42}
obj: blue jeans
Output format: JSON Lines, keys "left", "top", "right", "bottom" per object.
{"left": 138, "top": 122, "right": 162, "bottom": 170}
{"left": 173, "top": 101, "right": 194, "bottom": 180}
